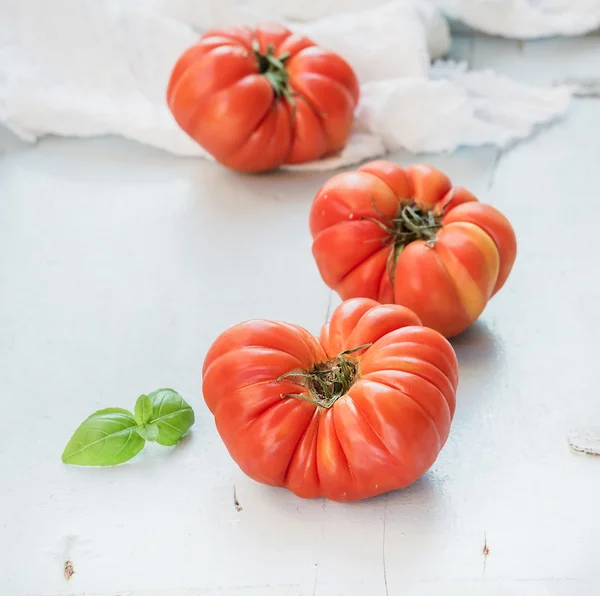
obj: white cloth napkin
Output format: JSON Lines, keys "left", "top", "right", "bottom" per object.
{"left": 437, "top": 0, "right": 600, "bottom": 38}
{"left": 0, "top": 0, "right": 577, "bottom": 170}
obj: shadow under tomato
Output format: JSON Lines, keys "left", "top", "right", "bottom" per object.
{"left": 451, "top": 320, "right": 502, "bottom": 366}
{"left": 450, "top": 320, "right": 501, "bottom": 356}
{"left": 250, "top": 469, "right": 443, "bottom": 514}
{"left": 185, "top": 160, "right": 336, "bottom": 212}
{"left": 449, "top": 320, "right": 506, "bottom": 409}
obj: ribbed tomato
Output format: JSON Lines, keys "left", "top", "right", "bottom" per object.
{"left": 202, "top": 298, "right": 458, "bottom": 502}
{"left": 166, "top": 22, "right": 359, "bottom": 173}
{"left": 310, "top": 161, "right": 517, "bottom": 337}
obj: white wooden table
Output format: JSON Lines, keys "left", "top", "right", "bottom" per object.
{"left": 1, "top": 35, "right": 600, "bottom": 596}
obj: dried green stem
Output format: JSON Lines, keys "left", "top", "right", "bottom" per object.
{"left": 276, "top": 344, "right": 371, "bottom": 409}
{"left": 363, "top": 198, "right": 444, "bottom": 288}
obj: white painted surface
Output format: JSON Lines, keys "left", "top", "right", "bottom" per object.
{"left": 1, "top": 36, "right": 600, "bottom": 596}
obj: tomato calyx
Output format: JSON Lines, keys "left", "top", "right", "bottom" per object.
{"left": 253, "top": 40, "right": 297, "bottom": 123}
{"left": 363, "top": 199, "right": 444, "bottom": 288}
{"left": 365, "top": 199, "right": 443, "bottom": 249}
{"left": 276, "top": 344, "right": 371, "bottom": 409}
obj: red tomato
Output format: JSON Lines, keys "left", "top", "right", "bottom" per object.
{"left": 166, "top": 22, "right": 359, "bottom": 173}
{"left": 309, "top": 161, "right": 517, "bottom": 337}
{"left": 202, "top": 298, "right": 458, "bottom": 502}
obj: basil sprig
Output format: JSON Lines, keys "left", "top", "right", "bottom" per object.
{"left": 62, "top": 389, "right": 194, "bottom": 466}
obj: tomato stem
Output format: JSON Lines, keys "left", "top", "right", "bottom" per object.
{"left": 367, "top": 199, "right": 443, "bottom": 247}
{"left": 363, "top": 199, "right": 444, "bottom": 289}
{"left": 253, "top": 39, "right": 297, "bottom": 123}
{"left": 276, "top": 344, "right": 371, "bottom": 409}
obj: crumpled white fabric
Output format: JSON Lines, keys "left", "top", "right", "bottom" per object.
{"left": 183, "top": 0, "right": 600, "bottom": 38}
{"left": 436, "top": 0, "right": 600, "bottom": 38}
{"left": 0, "top": 0, "right": 575, "bottom": 170}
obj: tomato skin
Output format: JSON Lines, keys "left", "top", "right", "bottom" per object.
{"left": 202, "top": 298, "right": 458, "bottom": 502}
{"left": 167, "top": 22, "right": 359, "bottom": 173}
{"left": 309, "top": 161, "right": 517, "bottom": 337}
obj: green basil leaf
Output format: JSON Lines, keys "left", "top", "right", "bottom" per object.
{"left": 62, "top": 408, "right": 145, "bottom": 466}
{"left": 147, "top": 388, "right": 195, "bottom": 446}
{"left": 134, "top": 394, "right": 153, "bottom": 425}
{"left": 136, "top": 423, "right": 159, "bottom": 442}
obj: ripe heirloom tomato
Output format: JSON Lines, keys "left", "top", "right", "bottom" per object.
{"left": 167, "top": 22, "right": 359, "bottom": 173}
{"left": 310, "top": 161, "right": 517, "bottom": 337}
{"left": 202, "top": 298, "right": 458, "bottom": 502}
